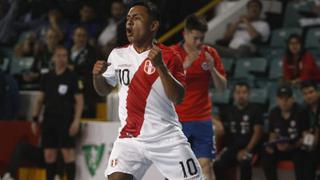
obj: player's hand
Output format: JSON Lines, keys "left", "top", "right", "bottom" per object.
{"left": 92, "top": 60, "right": 111, "bottom": 76}
{"left": 69, "top": 121, "right": 80, "bottom": 137}
{"left": 276, "top": 143, "right": 289, "bottom": 152}
{"left": 204, "top": 51, "right": 215, "bottom": 70}
{"left": 148, "top": 46, "right": 164, "bottom": 68}
{"left": 31, "top": 122, "right": 38, "bottom": 135}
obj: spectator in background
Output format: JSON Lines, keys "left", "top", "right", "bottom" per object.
{"left": 13, "top": 31, "right": 38, "bottom": 58}
{"left": 283, "top": 34, "right": 320, "bottom": 84}
{"left": 65, "top": 3, "right": 101, "bottom": 48}
{"left": 214, "top": 82, "right": 263, "bottom": 180}
{"left": 261, "top": 85, "right": 310, "bottom": 180}
{"left": 215, "top": 0, "right": 270, "bottom": 58}
{"left": 299, "top": 81, "right": 320, "bottom": 180}
{"left": 98, "top": 0, "right": 126, "bottom": 56}
{"left": 32, "top": 46, "right": 83, "bottom": 180}
{"left": 170, "top": 14, "right": 227, "bottom": 180}
{"left": 69, "top": 26, "right": 98, "bottom": 118}
{"left": 23, "top": 28, "right": 61, "bottom": 83}
{"left": 36, "top": 8, "right": 65, "bottom": 42}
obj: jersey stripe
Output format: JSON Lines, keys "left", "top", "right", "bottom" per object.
{"left": 119, "top": 58, "right": 159, "bottom": 138}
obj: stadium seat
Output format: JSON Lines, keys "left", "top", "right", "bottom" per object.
{"left": 1, "top": 57, "right": 10, "bottom": 72}
{"left": 211, "top": 89, "right": 231, "bottom": 105}
{"left": 305, "top": 27, "right": 320, "bottom": 49}
{"left": 249, "top": 88, "right": 268, "bottom": 104}
{"left": 293, "top": 87, "right": 304, "bottom": 104}
{"left": 270, "top": 28, "right": 302, "bottom": 48}
{"left": 234, "top": 57, "right": 267, "bottom": 79}
{"left": 283, "top": 1, "right": 313, "bottom": 27}
{"left": 10, "top": 57, "right": 34, "bottom": 75}
{"left": 269, "top": 56, "right": 283, "bottom": 79}
{"left": 221, "top": 57, "right": 234, "bottom": 74}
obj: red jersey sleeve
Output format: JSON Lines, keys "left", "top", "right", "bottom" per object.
{"left": 169, "top": 51, "right": 186, "bottom": 87}
{"left": 205, "top": 46, "right": 226, "bottom": 77}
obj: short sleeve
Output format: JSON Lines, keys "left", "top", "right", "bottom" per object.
{"left": 207, "top": 46, "right": 226, "bottom": 77}
{"left": 169, "top": 52, "right": 186, "bottom": 87}
{"left": 102, "top": 50, "right": 117, "bottom": 87}
{"left": 39, "top": 73, "right": 47, "bottom": 92}
{"left": 253, "top": 106, "right": 263, "bottom": 126}
{"left": 71, "top": 73, "right": 83, "bottom": 95}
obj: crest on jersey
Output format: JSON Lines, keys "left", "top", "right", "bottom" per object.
{"left": 144, "top": 60, "right": 156, "bottom": 75}
{"left": 201, "top": 62, "right": 210, "bottom": 71}
{"left": 111, "top": 159, "right": 118, "bottom": 167}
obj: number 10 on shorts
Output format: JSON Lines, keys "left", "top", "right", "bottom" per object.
{"left": 179, "top": 158, "right": 198, "bottom": 178}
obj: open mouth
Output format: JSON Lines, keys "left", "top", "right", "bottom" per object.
{"left": 126, "top": 27, "right": 133, "bottom": 36}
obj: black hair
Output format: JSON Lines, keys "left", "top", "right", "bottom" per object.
{"left": 184, "top": 14, "right": 208, "bottom": 33}
{"left": 300, "top": 80, "right": 318, "bottom": 91}
{"left": 131, "top": 1, "right": 160, "bottom": 22}
{"left": 247, "top": 0, "right": 263, "bottom": 10}
{"left": 234, "top": 81, "right": 251, "bottom": 92}
{"left": 285, "top": 34, "right": 306, "bottom": 66}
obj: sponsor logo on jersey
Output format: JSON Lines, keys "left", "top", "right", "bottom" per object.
{"left": 144, "top": 60, "right": 156, "bottom": 75}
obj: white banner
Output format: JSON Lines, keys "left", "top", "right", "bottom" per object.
{"left": 75, "top": 121, "right": 164, "bottom": 180}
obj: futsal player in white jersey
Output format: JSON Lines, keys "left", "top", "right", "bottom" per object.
{"left": 92, "top": 1, "right": 204, "bottom": 180}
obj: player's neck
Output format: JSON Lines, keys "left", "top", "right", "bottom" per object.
{"left": 183, "top": 43, "right": 199, "bottom": 54}
{"left": 133, "top": 40, "right": 154, "bottom": 54}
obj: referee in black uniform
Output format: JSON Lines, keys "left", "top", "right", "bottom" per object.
{"left": 32, "top": 46, "right": 84, "bottom": 180}
{"left": 214, "top": 82, "right": 263, "bottom": 180}
{"left": 261, "top": 85, "right": 309, "bottom": 180}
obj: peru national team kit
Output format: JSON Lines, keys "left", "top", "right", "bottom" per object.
{"left": 103, "top": 44, "right": 204, "bottom": 180}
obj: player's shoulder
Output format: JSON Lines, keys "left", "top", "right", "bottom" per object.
{"left": 158, "top": 43, "right": 181, "bottom": 60}
{"left": 110, "top": 44, "right": 131, "bottom": 54}
{"left": 203, "top": 44, "right": 218, "bottom": 54}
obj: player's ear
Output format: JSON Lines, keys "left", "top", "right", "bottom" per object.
{"left": 150, "top": 20, "right": 159, "bottom": 32}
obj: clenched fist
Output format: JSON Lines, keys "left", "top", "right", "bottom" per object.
{"left": 148, "top": 46, "right": 164, "bottom": 68}
{"left": 92, "top": 60, "right": 111, "bottom": 76}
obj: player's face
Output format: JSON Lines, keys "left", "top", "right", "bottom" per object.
{"left": 302, "top": 87, "right": 319, "bottom": 106}
{"left": 53, "top": 48, "right": 68, "bottom": 68}
{"left": 233, "top": 86, "right": 250, "bottom": 106}
{"left": 73, "top": 27, "right": 88, "bottom": 46}
{"left": 183, "top": 29, "right": 205, "bottom": 50}
{"left": 277, "top": 96, "right": 294, "bottom": 112}
{"left": 288, "top": 37, "right": 301, "bottom": 55}
{"left": 126, "top": 6, "right": 156, "bottom": 44}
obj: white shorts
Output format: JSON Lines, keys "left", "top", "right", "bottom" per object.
{"left": 105, "top": 136, "right": 204, "bottom": 180}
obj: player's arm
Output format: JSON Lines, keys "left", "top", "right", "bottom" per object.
{"left": 148, "top": 46, "right": 185, "bottom": 104}
{"left": 205, "top": 51, "right": 227, "bottom": 91}
{"left": 92, "top": 60, "right": 113, "bottom": 96}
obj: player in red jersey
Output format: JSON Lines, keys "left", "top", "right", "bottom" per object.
{"left": 171, "top": 14, "right": 227, "bottom": 180}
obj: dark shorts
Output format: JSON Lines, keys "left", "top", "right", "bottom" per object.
{"left": 181, "top": 120, "right": 215, "bottom": 159}
{"left": 41, "top": 117, "right": 75, "bottom": 149}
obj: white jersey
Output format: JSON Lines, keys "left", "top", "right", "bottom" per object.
{"left": 103, "top": 44, "right": 186, "bottom": 141}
